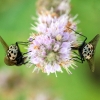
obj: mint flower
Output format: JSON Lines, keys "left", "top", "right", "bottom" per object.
{"left": 56, "top": 0, "right": 71, "bottom": 15}
{"left": 27, "top": 13, "right": 79, "bottom": 76}
{"left": 37, "top": 0, "right": 70, "bottom": 16}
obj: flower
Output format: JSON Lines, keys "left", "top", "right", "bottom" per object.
{"left": 37, "top": 0, "right": 70, "bottom": 16}
{"left": 27, "top": 13, "right": 79, "bottom": 76}
{"left": 56, "top": 0, "right": 71, "bottom": 15}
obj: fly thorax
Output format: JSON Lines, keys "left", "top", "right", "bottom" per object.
{"left": 82, "top": 44, "right": 94, "bottom": 60}
{"left": 7, "top": 45, "right": 18, "bottom": 61}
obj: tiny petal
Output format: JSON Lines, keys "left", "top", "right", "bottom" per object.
{"left": 56, "top": 34, "right": 62, "bottom": 41}
{"left": 53, "top": 43, "right": 60, "bottom": 52}
{"left": 53, "top": 63, "right": 63, "bottom": 72}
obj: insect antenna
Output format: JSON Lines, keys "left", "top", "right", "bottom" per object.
{"left": 0, "top": 36, "right": 9, "bottom": 52}
{"left": 15, "top": 38, "right": 34, "bottom": 46}
{"left": 66, "top": 27, "right": 87, "bottom": 62}
{"left": 16, "top": 41, "right": 30, "bottom": 46}
{"left": 67, "top": 27, "right": 87, "bottom": 41}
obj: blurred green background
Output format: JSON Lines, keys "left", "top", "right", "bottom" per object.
{"left": 0, "top": 0, "right": 100, "bottom": 100}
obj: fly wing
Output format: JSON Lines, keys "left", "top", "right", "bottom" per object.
{"left": 89, "top": 34, "right": 100, "bottom": 49}
{"left": 4, "top": 56, "right": 16, "bottom": 66}
{"left": 0, "top": 36, "right": 9, "bottom": 52}
{"left": 87, "top": 34, "right": 100, "bottom": 72}
{"left": 87, "top": 57, "right": 95, "bottom": 72}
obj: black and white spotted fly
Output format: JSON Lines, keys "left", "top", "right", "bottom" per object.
{"left": 68, "top": 28, "right": 100, "bottom": 72}
{"left": 0, "top": 36, "right": 31, "bottom": 66}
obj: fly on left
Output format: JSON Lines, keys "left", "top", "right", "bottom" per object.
{"left": 0, "top": 36, "right": 30, "bottom": 66}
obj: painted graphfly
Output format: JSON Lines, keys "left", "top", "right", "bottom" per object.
{"left": 68, "top": 28, "right": 100, "bottom": 72}
{"left": 0, "top": 36, "right": 30, "bottom": 66}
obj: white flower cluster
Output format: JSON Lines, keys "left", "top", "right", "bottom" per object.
{"left": 27, "top": 0, "right": 80, "bottom": 76}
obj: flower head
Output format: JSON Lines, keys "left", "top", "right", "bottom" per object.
{"left": 37, "top": 0, "right": 70, "bottom": 16}
{"left": 27, "top": 13, "right": 79, "bottom": 76}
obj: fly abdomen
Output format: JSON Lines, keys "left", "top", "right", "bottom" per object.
{"left": 82, "top": 44, "right": 94, "bottom": 60}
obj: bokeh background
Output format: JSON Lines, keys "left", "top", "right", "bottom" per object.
{"left": 0, "top": 0, "right": 100, "bottom": 100}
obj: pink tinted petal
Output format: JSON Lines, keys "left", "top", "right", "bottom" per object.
{"left": 59, "top": 47, "right": 69, "bottom": 54}
{"left": 30, "top": 57, "right": 39, "bottom": 64}
{"left": 59, "top": 54, "right": 70, "bottom": 60}
{"left": 61, "top": 42, "right": 71, "bottom": 48}
{"left": 53, "top": 43, "right": 60, "bottom": 52}
{"left": 62, "top": 33, "right": 70, "bottom": 41}
{"left": 45, "top": 64, "right": 52, "bottom": 75}
{"left": 53, "top": 63, "right": 62, "bottom": 72}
